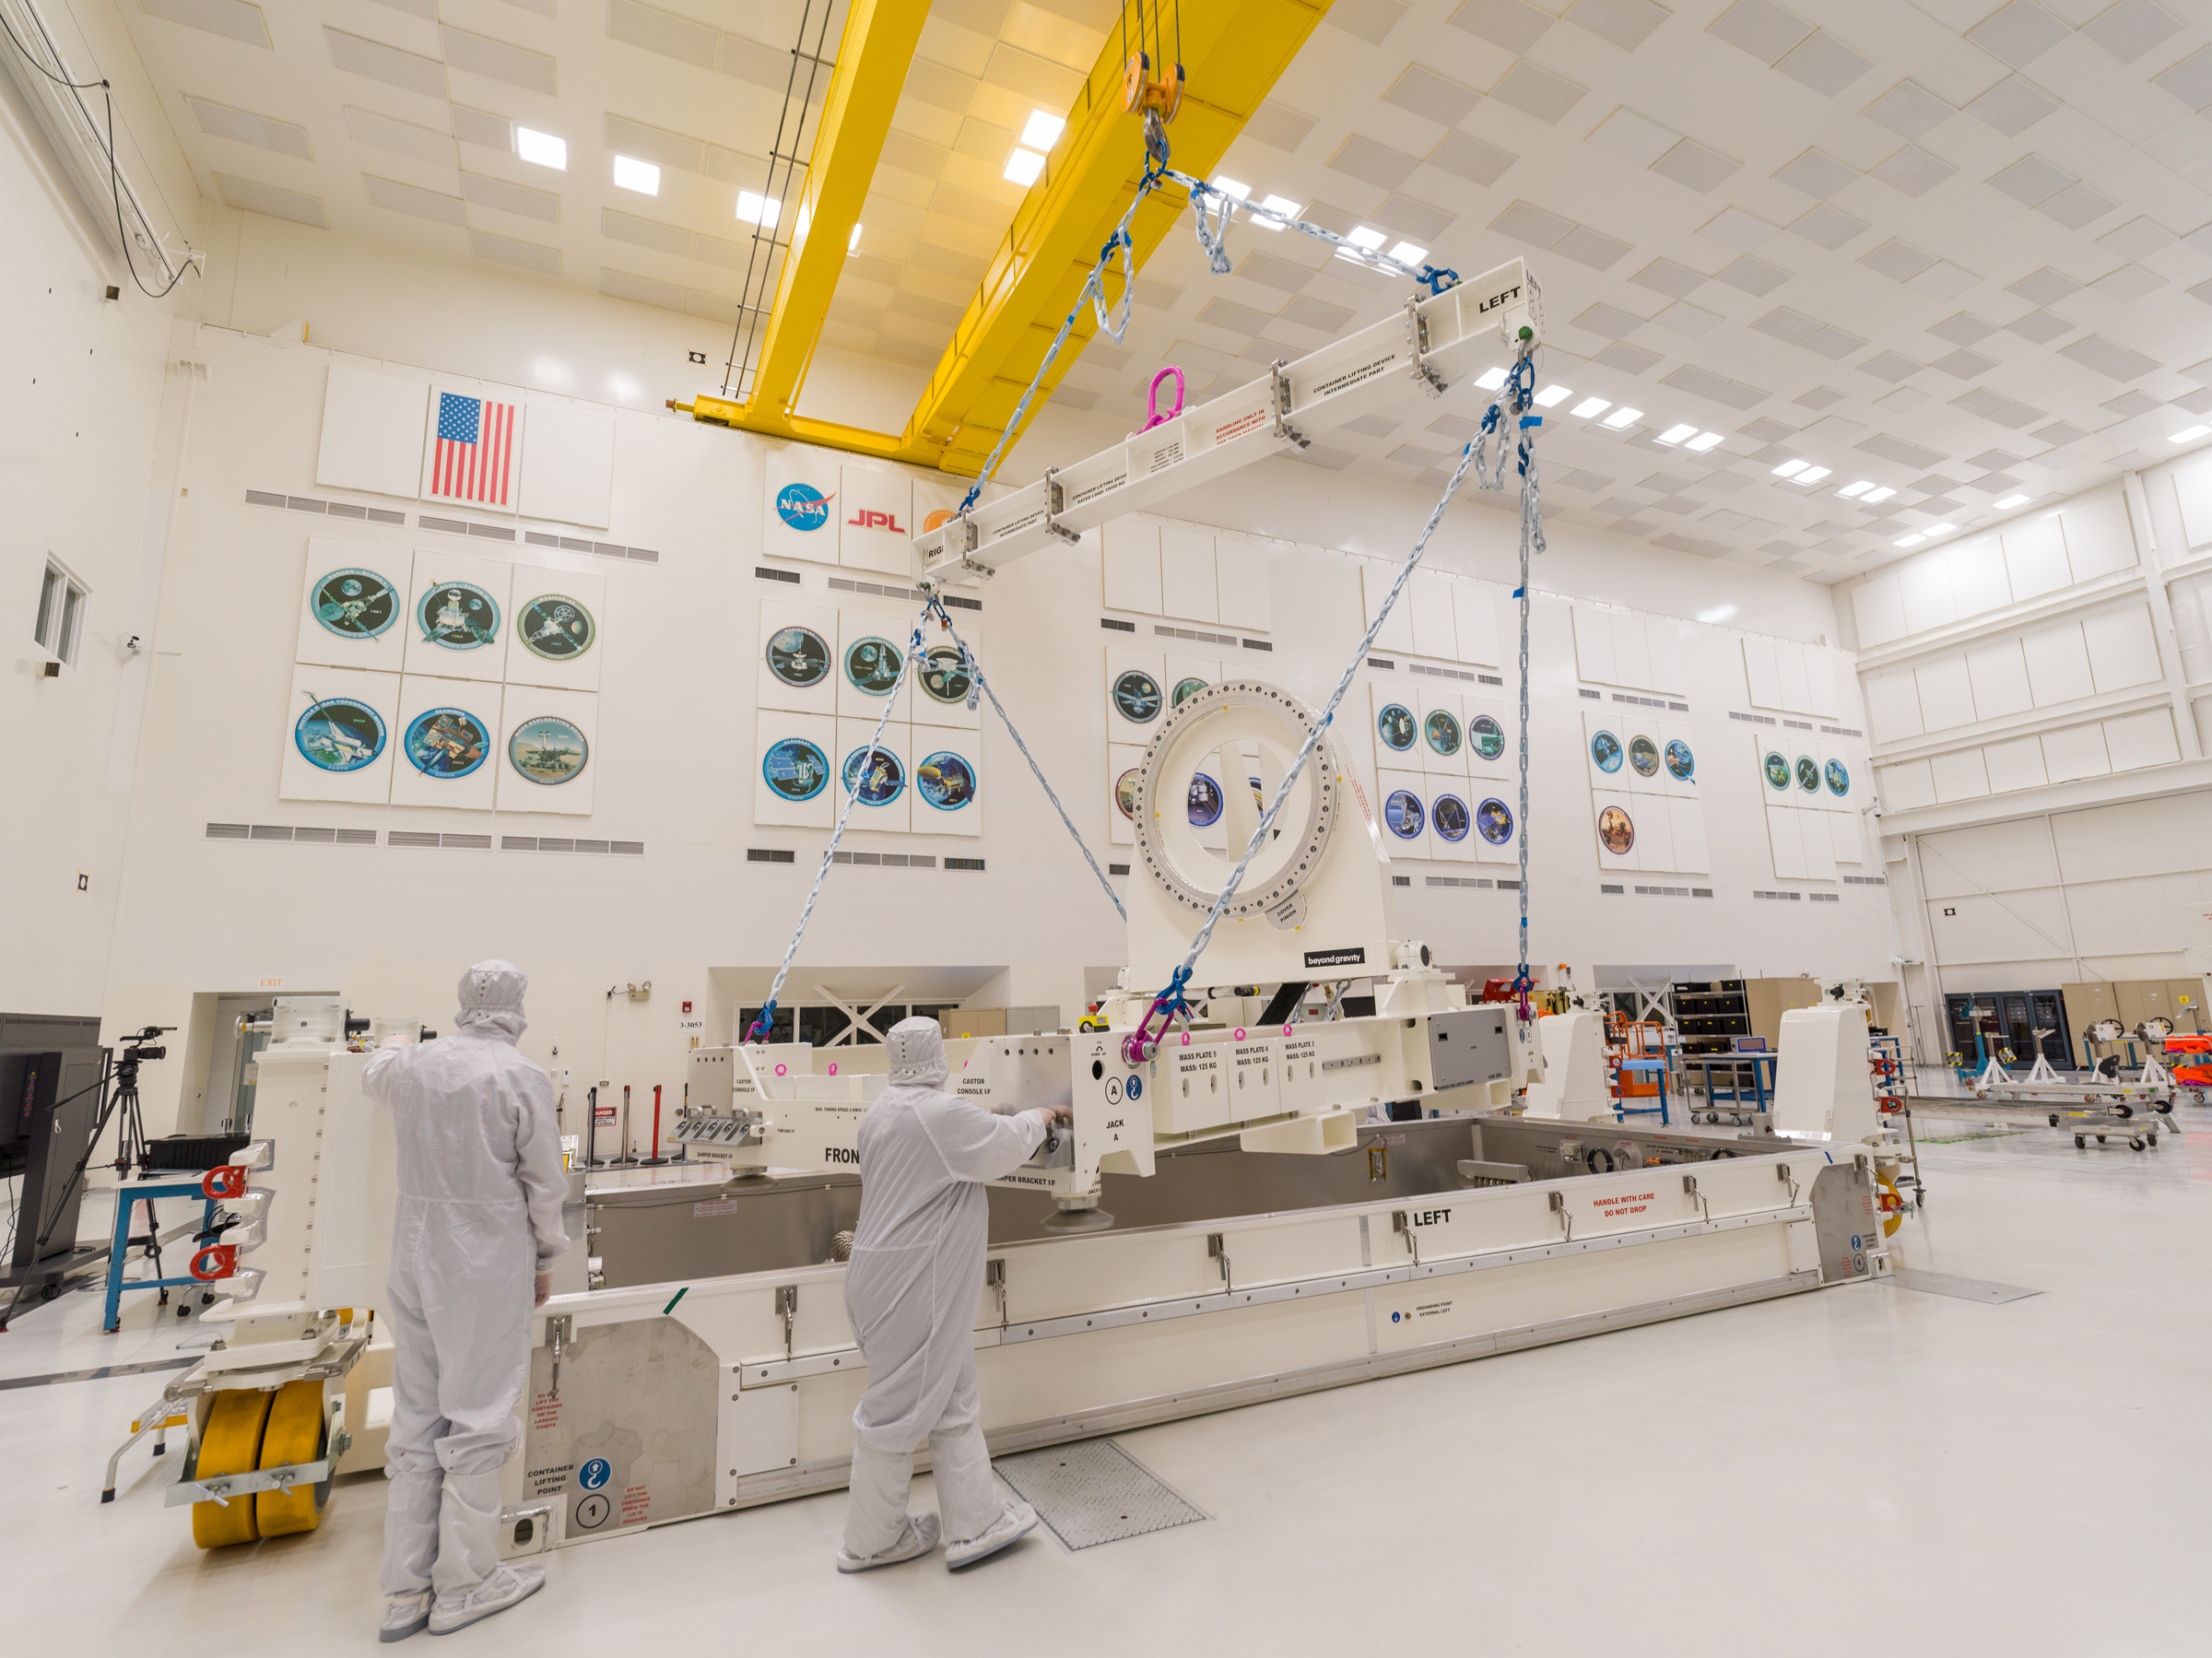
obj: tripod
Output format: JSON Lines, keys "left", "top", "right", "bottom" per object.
{"left": 0, "top": 1028, "right": 171, "bottom": 1335}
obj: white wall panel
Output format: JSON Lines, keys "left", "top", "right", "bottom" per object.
{"left": 1774, "top": 641, "right": 1810, "bottom": 712}
{"left": 2102, "top": 707, "right": 2181, "bottom": 772}
{"left": 911, "top": 731, "right": 982, "bottom": 837}
{"left": 1362, "top": 561, "right": 1414, "bottom": 653}
{"left": 1378, "top": 769, "right": 1430, "bottom": 860}
{"left": 1214, "top": 537, "right": 1272, "bottom": 631}
{"left": 1373, "top": 684, "right": 1420, "bottom": 770}
{"left": 315, "top": 365, "right": 430, "bottom": 500}
{"left": 1963, "top": 638, "right": 2032, "bottom": 722}
{"left": 1667, "top": 798, "right": 1709, "bottom": 874}
{"left": 1929, "top": 746, "right": 1990, "bottom": 804}
{"left": 1799, "top": 806, "right": 1837, "bottom": 880}
{"left": 2082, "top": 605, "right": 2161, "bottom": 693}
{"left": 1101, "top": 519, "right": 1163, "bottom": 613}
{"left": 495, "top": 685, "right": 598, "bottom": 816}
{"left": 2059, "top": 488, "right": 2137, "bottom": 582}
{"left": 390, "top": 675, "right": 502, "bottom": 811}
{"left": 1631, "top": 796, "right": 1676, "bottom": 873}
{"left": 1981, "top": 734, "right": 2049, "bottom": 794}
{"left": 762, "top": 444, "right": 841, "bottom": 563}
{"left": 2022, "top": 621, "right": 2094, "bottom": 706}
{"left": 1573, "top": 606, "right": 1618, "bottom": 684}
{"left": 1828, "top": 812, "right": 1863, "bottom": 865}
{"left": 1806, "top": 648, "right": 1839, "bottom": 718}
{"left": 403, "top": 551, "right": 512, "bottom": 683}
{"left": 1926, "top": 890, "right": 2077, "bottom": 968}
{"left": 278, "top": 664, "right": 399, "bottom": 805}
{"left": 1863, "top": 668, "right": 1924, "bottom": 741}
{"left": 1648, "top": 618, "right": 1686, "bottom": 693}
{"left": 1106, "top": 648, "right": 1168, "bottom": 736}
{"left": 1451, "top": 580, "right": 1499, "bottom": 666}
{"left": 754, "top": 712, "right": 836, "bottom": 829}
{"left": 517, "top": 402, "right": 616, "bottom": 530}
{"left": 1913, "top": 653, "right": 1975, "bottom": 733}
{"left": 1594, "top": 794, "right": 1639, "bottom": 876}
{"left": 2000, "top": 513, "right": 2071, "bottom": 602}
{"left": 1944, "top": 533, "right": 2010, "bottom": 619}
{"left": 1159, "top": 527, "right": 1219, "bottom": 624}
{"left": 1917, "top": 817, "right": 2061, "bottom": 897}
{"left": 2174, "top": 456, "right": 2212, "bottom": 551}
{"left": 1877, "top": 758, "right": 1936, "bottom": 811}
{"left": 2051, "top": 795, "right": 2206, "bottom": 884}
{"left": 1741, "top": 636, "right": 1780, "bottom": 707}
{"left": 296, "top": 538, "right": 409, "bottom": 673}
{"left": 2041, "top": 721, "right": 2112, "bottom": 783}
{"left": 1610, "top": 614, "right": 1652, "bottom": 690}
{"left": 1409, "top": 569, "right": 1457, "bottom": 660}
{"left": 1852, "top": 570, "right": 1907, "bottom": 648}
{"left": 759, "top": 600, "right": 839, "bottom": 716}
{"left": 1897, "top": 549, "right": 1959, "bottom": 631}
{"left": 1417, "top": 688, "right": 1466, "bottom": 775}
{"left": 1764, "top": 805, "right": 1805, "bottom": 879}
{"left": 833, "top": 718, "right": 912, "bottom": 833}
{"left": 1430, "top": 782, "right": 1477, "bottom": 862}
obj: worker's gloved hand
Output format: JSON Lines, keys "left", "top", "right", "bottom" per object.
{"left": 1032, "top": 1106, "right": 1072, "bottom": 1125}
{"left": 534, "top": 1271, "right": 552, "bottom": 1307}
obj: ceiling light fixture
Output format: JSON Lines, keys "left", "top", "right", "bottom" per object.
{"left": 1021, "top": 110, "right": 1066, "bottom": 150}
{"left": 1686, "top": 430, "right": 1725, "bottom": 453}
{"left": 1570, "top": 397, "right": 1610, "bottom": 418}
{"left": 2170, "top": 425, "right": 2210, "bottom": 444}
{"left": 1925, "top": 522, "right": 1956, "bottom": 535}
{"left": 1771, "top": 458, "right": 1807, "bottom": 477}
{"left": 1347, "top": 226, "right": 1387, "bottom": 251}
{"left": 1894, "top": 533, "right": 1925, "bottom": 547}
{"left": 1601, "top": 406, "right": 1642, "bottom": 429}
{"left": 1994, "top": 492, "right": 2030, "bottom": 509}
{"left": 612, "top": 155, "right": 659, "bottom": 195}
{"left": 848, "top": 222, "right": 862, "bottom": 254}
{"left": 1003, "top": 147, "right": 1046, "bottom": 186}
{"left": 735, "top": 190, "right": 779, "bottom": 226}
{"left": 1655, "top": 423, "right": 1697, "bottom": 446}
{"left": 1862, "top": 486, "right": 1896, "bottom": 503}
{"left": 1794, "top": 465, "right": 1831, "bottom": 486}
{"left": 1259, "top": 193, "right": 1300, "bottom": 225}
{"left": 1534, "top": 384, "right": 1571, "bottom": 407}
{"left": 1476, "top": 366, "right": 1507, "bottom": 390}
{"left": 1836, "top": 480, "right": 1874, "bottom": 499}
{"left": 1214, "top": 176, "right": 1250, "bottom": 199}
{"left": 515, "top": 127, "right": 566, "bottom": 170}
{"left": 1388, "top": 241, "right": 1427, "bottom": 265}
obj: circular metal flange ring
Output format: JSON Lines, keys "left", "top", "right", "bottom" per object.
{"left": 1130, "top": 678, "right": 1337, "bottom": 919}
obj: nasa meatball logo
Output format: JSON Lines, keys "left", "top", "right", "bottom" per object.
{"left": 775, "top": 482, "right": 833, "bottom": 531}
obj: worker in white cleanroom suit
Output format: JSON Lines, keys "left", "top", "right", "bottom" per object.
{"left": 366, "top": 960, "right": 569, "bottom": 1640}
{"left": 839, "top": 1017, "right": 1066, "bottom": 1572}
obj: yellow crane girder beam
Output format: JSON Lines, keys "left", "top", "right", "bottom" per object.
{"left": 674, "top": 0, "right": 1333, "bottom": 478}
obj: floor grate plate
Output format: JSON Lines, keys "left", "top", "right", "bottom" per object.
{"left": 992, "top": 1439, "right": 1207, "bottom": 1551}
{"left": 1889, "top": 1266, "right": 2041, "bottom": 1304}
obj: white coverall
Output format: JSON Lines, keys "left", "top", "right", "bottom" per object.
{"left": 365, "top": 961, "right": 569, "bottom": 1601}
{"left": 842, "top": 1018, "right": 1049, "bottom": 1558}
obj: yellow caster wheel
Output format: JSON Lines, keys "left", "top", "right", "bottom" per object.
{"left": 254, "top": 1379, "right": 331, "bottom": 1538}
{"left": 192, "top": 1390, "right": 274, "bottom": 1547}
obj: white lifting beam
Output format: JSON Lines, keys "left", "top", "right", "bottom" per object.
{"left": 913, "top": 257, "right": 1542, "bottom": 586}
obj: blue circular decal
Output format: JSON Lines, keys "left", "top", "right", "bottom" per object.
{"left": 311, "top": 568, "right": 398, "bottom": 639}
{"left": 1590, "top": 730, "right": 1623, "bottom": 772}
{"left": 1665, "top": 738, "right": 1695, "bottom": 782}
{"left": 579, "top": 1458, "right": 611, "bottom": 1491}
{"left": 843, "top": 636, "right": 903, "bottom": 696}
{"left": 916, "top": 751, "right": 976, "bottom": 811}
{"left": 1825, "top": 758, "right": 1850, "bottom": 796}
{"left": 1187, "top": 772, "right": 1224, "bottom": 828}
{"left": 416, "top": 581, "right": 499, "bottom": 651}
{"left": 775, "top": 482, "right": 833, "bottom": 532}
{"left": 1433, "top": 793, "right": 1470, "bottom": 843}
{"left": 509, "top": 715, "right": 588, "bottom": 785}
{"left": 1376, "top": 702, "right": 1416, "bottom": 752}
{"left": 1125, "top": 1074, "right": 1143, "bottom": 1100}
{"left": 1477, "top": 797, "right": 1513, "bottom": 846}
{"left": 403, "top": 707, "right": 488, "bottom": 778}
{"left": 842, "top": 745, "right": 905, "bottom": 805}
{"left": 295, "top": 697, "right": 385, "bottom": 772}
{"left": 762, "top": 736, "right": 829, "bottom": 801}
{"left": 1384, "top": 789, "right": 1425, "bottom": 840}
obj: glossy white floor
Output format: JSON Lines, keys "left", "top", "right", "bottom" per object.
{"left": 7, "top": 1083, "right": 2206, "bottom": 1655}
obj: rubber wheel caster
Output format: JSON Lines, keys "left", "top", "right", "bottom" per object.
{"left": 2049, "top": 1115, "right": 2060, "bottom": 1127}
{"left": 2075, "top": 1135, "right": 2086, "bottom": 1148}
{"left": 177, "top": 1304, "right": 190, "bottom": 1319}
{"left": 2147, "top": 1134, "right": 2159, "bottom": 1147}
{"left": 2097, "top": 1135, "right": 2107, "bottom": 1143}
{"left": 2129, "top": 1136, "right": 2145, "bottom": 1151}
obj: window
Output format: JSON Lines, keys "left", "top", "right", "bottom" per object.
{"left": 34, "top": 559, "right": 86, "bottom": 666}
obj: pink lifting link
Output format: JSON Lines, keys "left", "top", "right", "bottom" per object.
{"left": 1138, "top": 365, "right": 1184, "bottom": 432}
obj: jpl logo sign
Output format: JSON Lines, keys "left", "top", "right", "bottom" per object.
{"left": 848, "top": 508, "right": 907, "bottom": 535}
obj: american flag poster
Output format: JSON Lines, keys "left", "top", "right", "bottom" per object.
{"left": 424, "top": 391, "right": 520, "bottom": 508}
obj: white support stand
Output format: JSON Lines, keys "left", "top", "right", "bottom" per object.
{"left": 1773, "top": 986, "right": 1878, "bottom": 1144}
{"left": 1521, "top": 1009, "right": 1611, "bottom": 1122}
